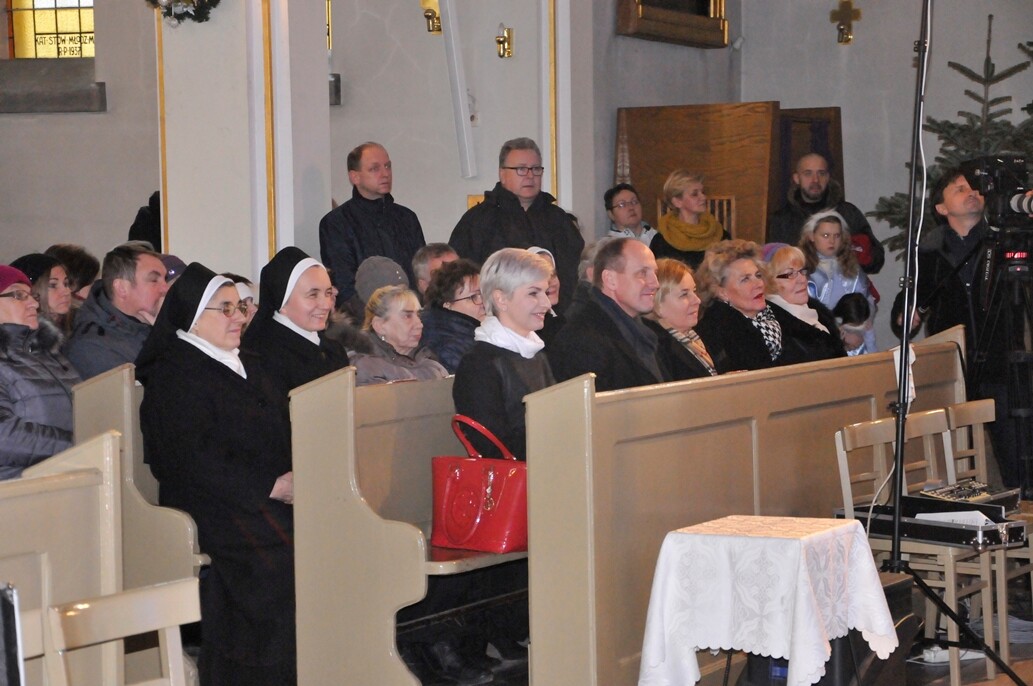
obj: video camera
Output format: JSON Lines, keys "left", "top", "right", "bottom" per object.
{"left": 961, "top": 154, "right": 1033, "bottom": 228}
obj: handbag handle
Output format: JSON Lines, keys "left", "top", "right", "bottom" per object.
{"left": 451, "top": 414, "right": 517, "bottom": 461}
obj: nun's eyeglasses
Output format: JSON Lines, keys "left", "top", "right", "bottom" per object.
{"left": 204, "top": 301, "right": 249, "bottom": 317}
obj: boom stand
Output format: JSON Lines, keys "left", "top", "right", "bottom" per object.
{"left": 884, "top": 1, "right": 1023, "bottom": 683}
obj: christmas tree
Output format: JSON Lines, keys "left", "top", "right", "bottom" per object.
{"left": 871, "top": 15, "right": 1033, "bottom": 257}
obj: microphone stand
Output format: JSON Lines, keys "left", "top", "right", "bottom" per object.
{"left": 885, "top": 3, "right": 1022, "bottom": 682}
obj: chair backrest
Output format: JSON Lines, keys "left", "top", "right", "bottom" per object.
{"left": 655, "top": 196, "right": 736, "bottom": 237}
{"left": 901, "top": 408, "right": 952, "bottom": 493}
{"left": 835, "top": 408, "right": 955, "bottom": 519}
{"left": 47, "top": 578, "right": 200, "bottom": 686}
{"left": 834, "top": 416, "right": 896, "bottom": 519}
{"left": 946, "top": 399, "right": 994, "bottom": 484}
{"left": 707, "top": 195, "right": 735, "bottom": 237}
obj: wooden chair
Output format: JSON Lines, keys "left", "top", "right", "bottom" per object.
{"left": 47, "top": 578, "right": 200, "bottom": 686}
{"left": 947, "top": 399, "right": 1033, "bottom": 663}
{"left": 835, "top": 412, "right": 997, "bottom": 686}
{"left": 655, "top": 195, "right": 736, "bottom": 237}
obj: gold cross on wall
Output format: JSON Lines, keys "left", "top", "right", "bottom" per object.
{"left": 830, "top": 0, "right": 861, "bottom": 44}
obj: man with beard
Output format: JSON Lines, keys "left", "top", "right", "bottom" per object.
{"left": 768, "top": 152, "right": 885, "bottom": 274}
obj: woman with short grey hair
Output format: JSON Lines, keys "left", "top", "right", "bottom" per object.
{"left": 453, "top": 248, "right": 555, "bottom": 460}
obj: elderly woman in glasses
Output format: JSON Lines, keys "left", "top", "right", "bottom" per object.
{"left": 763, "top": 245, "right": 846, "bottom": 365}
{"left": 352, "top": 285, "right": 448, "bottom": 385}
{"left": 137, "top": 263, "right": 296, "bottom": 685}
{"left": 418, "top": 258, "right": 485, "bottom": 373}
{"left": 242, "top": 247, "right": 349, "bottom": 399}
{"left": 0, "top": 265, "right": 81, "bottom": 480}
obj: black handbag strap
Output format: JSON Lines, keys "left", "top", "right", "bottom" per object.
{"left": 451, "top": 414, "right": 517, "bottom": 461}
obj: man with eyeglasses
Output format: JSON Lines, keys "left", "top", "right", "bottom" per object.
{"left": 319, "top": 141, "right": 427, "bottom": 318}
{"left": 449, "top": 137, "right": 584, "bottom": 311}
{"left": 604, "top": 183, "right": 656, "bottom": 245}
{"left": 767, "top": 152, "right": 885, "bottom": 275}
{"left": 65, "top": 240, "right": 169, "bottom": 380}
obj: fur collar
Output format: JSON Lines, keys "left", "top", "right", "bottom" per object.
{"left": 0, "top": 318, "right": 64, "bottom": 357}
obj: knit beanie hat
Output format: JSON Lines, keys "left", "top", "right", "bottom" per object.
{"left": 0, "top": 265, "right": 32, "bottom": 293}
{"left": 355, "top": 256, "right": 408, "bottom": 304}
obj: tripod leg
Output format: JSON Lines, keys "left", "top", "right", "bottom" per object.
{"left": 980, "top": 551, "right": 996, "bottom": 680}
{"left": 994, "top": 549, "right": 1010, "bottom": 665}
{"left": 944, "top": 561, "right": 961, "bottom": 686}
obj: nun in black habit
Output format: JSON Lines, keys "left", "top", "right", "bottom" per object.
{"left": 241, "top": 246, "right": 349, "bottom": 399}
{"left": 136, "top": 263, "right": 297, "bottom": 686}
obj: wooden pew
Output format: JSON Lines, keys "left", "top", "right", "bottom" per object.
{"left": 0, "top": 432, "right": 122, "bottom": 685}
{"left": 292, "top": 370, "right": 527, "bottom": 685}
{"left": 525, "top": 338, "right": 966, "bottom": 685}
{"left": 73, "top": 364, "right": 208, "bottom": 589}
{"left": 73, "top": 365, "right": 205, "bottom": 685}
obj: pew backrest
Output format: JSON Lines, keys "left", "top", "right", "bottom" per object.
{"left": 2, "top": 433, "right": 123, "bottom": 685}
{"left": 73, "top": 365, "right": 208, "bottom": 589}
{"left": 525, "top": 337, "right": 966, "bottom": 686}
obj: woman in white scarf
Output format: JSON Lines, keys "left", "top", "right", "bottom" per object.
{"left": 452, "top": 248, "right": 556, "bottom": 461}
{"left": 763, "top": 245, "right": 846, "bottom": 365}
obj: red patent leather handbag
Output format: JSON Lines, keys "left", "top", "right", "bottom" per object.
{"left": 430, "top": 415, "right": 528, "bottom": 553}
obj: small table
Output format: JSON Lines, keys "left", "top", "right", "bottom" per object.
{"left": 638, "top": 515, "right": 898, "bottom": 686}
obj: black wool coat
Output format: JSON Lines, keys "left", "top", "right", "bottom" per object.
{"left": 547, "top": 294, "right": 669, "bottom": 392}
{"left": 695, "top": 299, "right": 779, "bottom": 374}
{"left": 642, "top": 318, "right": 714, "bottom": 381}
{"left": 769, "top": 298, "right": 847, "bottom": 366}
{"left": 452, "top": 341, "right": 555, "bottom": 461}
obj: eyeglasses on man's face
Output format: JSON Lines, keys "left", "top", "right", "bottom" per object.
{"left": 775, "top": 268, "right": 810, "bottom": 280}
{"left": 0, "top": 290, "right": 39, "bottom": 302}
{"left": 501, "top": 165, "right": 545, "bottom": 177}
{"left": 451, "top": 292, "right": 483, "bottom": 306}
{"left": 204, "top": 301, "right": 250, "bottom": 317}
{"left": 611, "top": 198, "right": 640, "bottom": 210}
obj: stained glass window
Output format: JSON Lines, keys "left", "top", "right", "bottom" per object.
{"left": 11, "top": 0, "right": 94, "bottom": 58}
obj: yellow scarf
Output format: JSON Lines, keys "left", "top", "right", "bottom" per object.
{"left": 657, "top": 211, "right": 725, "bottom": 252}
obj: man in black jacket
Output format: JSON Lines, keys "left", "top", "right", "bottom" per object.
{"left": 449, "top": 137, "right": 584, "bottom": 311}
{"left": 319, "top": 142, "right": 426, "bottom": 316}
{"left": 548, "top": 238, "right": 670, "bottom": 391}
{"left": 768, "top": 152, "right": 884, "bottom": 274}
{"left": 891, "top": 168, "right": 1025, "bottom": 486}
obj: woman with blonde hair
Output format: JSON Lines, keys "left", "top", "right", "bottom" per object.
{"left": 643, "top": 258, "right": 716, "bottom": 379}
{"left": 695, "top": 239, "right": 782, "bottom": 372}
{"left": 650, "top": 169, "right": 729, "bottom": 269}
{"left": 763, "top": 245, "right": 845, "bottom": 364}
{"left": 351, "top": 285, "right": 447, "bottom": 385}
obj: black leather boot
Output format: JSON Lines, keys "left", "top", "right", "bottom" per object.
{"left": 422, "top": 638, "right": 494, "bottom": 685}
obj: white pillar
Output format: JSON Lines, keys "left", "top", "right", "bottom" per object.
{"left": 158, "top": 0, "right": 332, "bottom": 279}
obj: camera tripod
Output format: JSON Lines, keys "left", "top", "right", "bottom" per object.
{"left": 970, "top": 233, "right": 1033, "bottom": 500}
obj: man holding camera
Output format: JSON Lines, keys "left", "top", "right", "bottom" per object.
{"left": 892, "top": 167, "right": 1032, "bottom": 488}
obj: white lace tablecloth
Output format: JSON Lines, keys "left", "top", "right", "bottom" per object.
{"left": 638, "top": 516, "right": 898, "bottom": 686}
